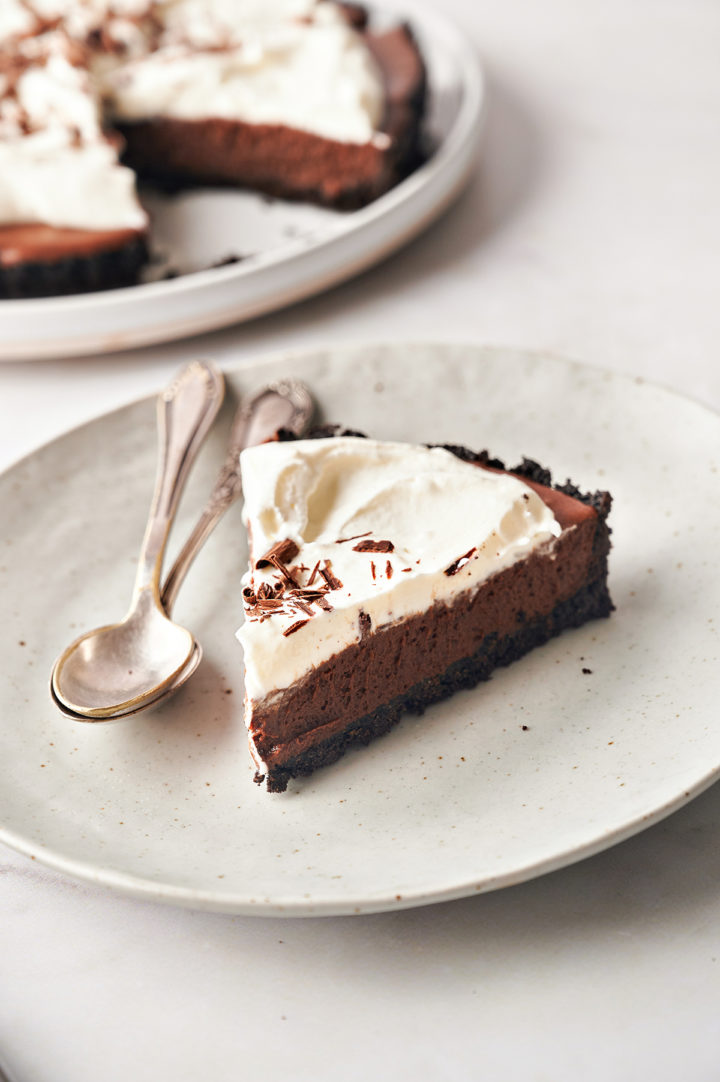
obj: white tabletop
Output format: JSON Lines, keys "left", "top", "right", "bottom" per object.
{"left": 2, "top": 1, "right": 720, "bottom": 1079}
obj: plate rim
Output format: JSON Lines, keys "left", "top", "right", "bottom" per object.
{"left": 2, "top": 764, "right": 717, "bottom": 916}
{"left": 1, "top": 343, "right": 720, "bottom": 915}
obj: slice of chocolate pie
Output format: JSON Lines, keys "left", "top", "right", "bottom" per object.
{"left": 236, "top": 434, "right": 613, "bottom": 792}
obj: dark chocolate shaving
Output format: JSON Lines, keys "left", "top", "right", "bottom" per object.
{"left": 386, "top": 560, "right": 393, "bottom": 579}
{"left": 444, "top": 548, "right": 477, "bottom": 577}
{"left": 306, "top": 560, "right": 321, "bottom": 586}
{"left": 243, "top": 550, "right": 344, "bottom": 626}
{"left": 319, "top": 561, "right": 343, "bottom": 590}
{"left": 268, "top": 557, "right": 301, "bottom": 588}
{"left": 353, "top": 539, "right": 395, "bottom": 553}
{"left": 336, "top": 530, "right": 372, "bottom": 544}
{"left": 283, "top": 620, "right": 310, "bottom": 637}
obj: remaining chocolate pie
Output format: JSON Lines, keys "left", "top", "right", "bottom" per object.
{"left": 236, "top": 432, "right": 613, "bottom": 792}
{"left": 0, "top": 1, "right": 426, "bottom": 297}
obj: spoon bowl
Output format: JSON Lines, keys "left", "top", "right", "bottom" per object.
{"left": 52, "top": 591, "right": 196, "bottom": 718}
{"left": 52, "top": 640, "right": 203, "bottom": 721}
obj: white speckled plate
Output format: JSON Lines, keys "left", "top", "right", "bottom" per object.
{"left": 0, "top": 2, "right": 483, "bottom": 361}
{"left": 0, "top": 344, "right": 719, "bottom": 915}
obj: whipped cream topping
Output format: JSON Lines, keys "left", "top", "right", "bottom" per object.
{"left": 236, "top": 438, "right": 562, "bottom": 703}
{"left": 103, "top": 1, "right": 385, "bottom": 145}
{"left": 0, "top": 32, "right": 146, "bottom": 231}
{"left": 0, "top": 0, "right": 385, "bottom": 231}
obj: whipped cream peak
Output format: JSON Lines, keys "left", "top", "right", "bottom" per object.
{"left": 237, "top": 438, "right": 562, "bottom": 702}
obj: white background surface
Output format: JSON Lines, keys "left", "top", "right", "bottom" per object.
{"left": 1, "top": 1, "right": 719, "bottom": 1079}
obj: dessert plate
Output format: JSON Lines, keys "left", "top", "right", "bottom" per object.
{"left": 0, "top": 3, "right": 484, "bottom": 362}
{"left": 1, "top": 344, "right": 719, "bottom": 916}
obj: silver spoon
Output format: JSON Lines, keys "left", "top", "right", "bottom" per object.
{"left": 51, "top": 378, "right": 313, "bottom": 721}
{"left": 51, "top": 360, "right": 225, "bottom": 719}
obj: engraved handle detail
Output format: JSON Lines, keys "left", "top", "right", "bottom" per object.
{"left": 132, "top": 360, "right": 225, "bottom": 605}
{"left": 161, "top": 378, "right": 313, "bottom": 613}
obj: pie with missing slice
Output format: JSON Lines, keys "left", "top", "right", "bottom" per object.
{"left": 0, "top": 1, "right": 425, "bottom": 297}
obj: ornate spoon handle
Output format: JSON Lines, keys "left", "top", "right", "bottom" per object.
{"left": 131, "top": 360, "right": 224, "bottom": 607}
{"left": 160, "top": 378, "right": 313, "bottom": 614}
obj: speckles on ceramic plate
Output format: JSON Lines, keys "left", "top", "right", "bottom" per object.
{"left": 1, "top": 345, "right": 720, "bottom": 916}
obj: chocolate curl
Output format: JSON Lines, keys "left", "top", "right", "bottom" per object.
{"left": 255, "top": 538, "right": 299, "bottom": 569}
